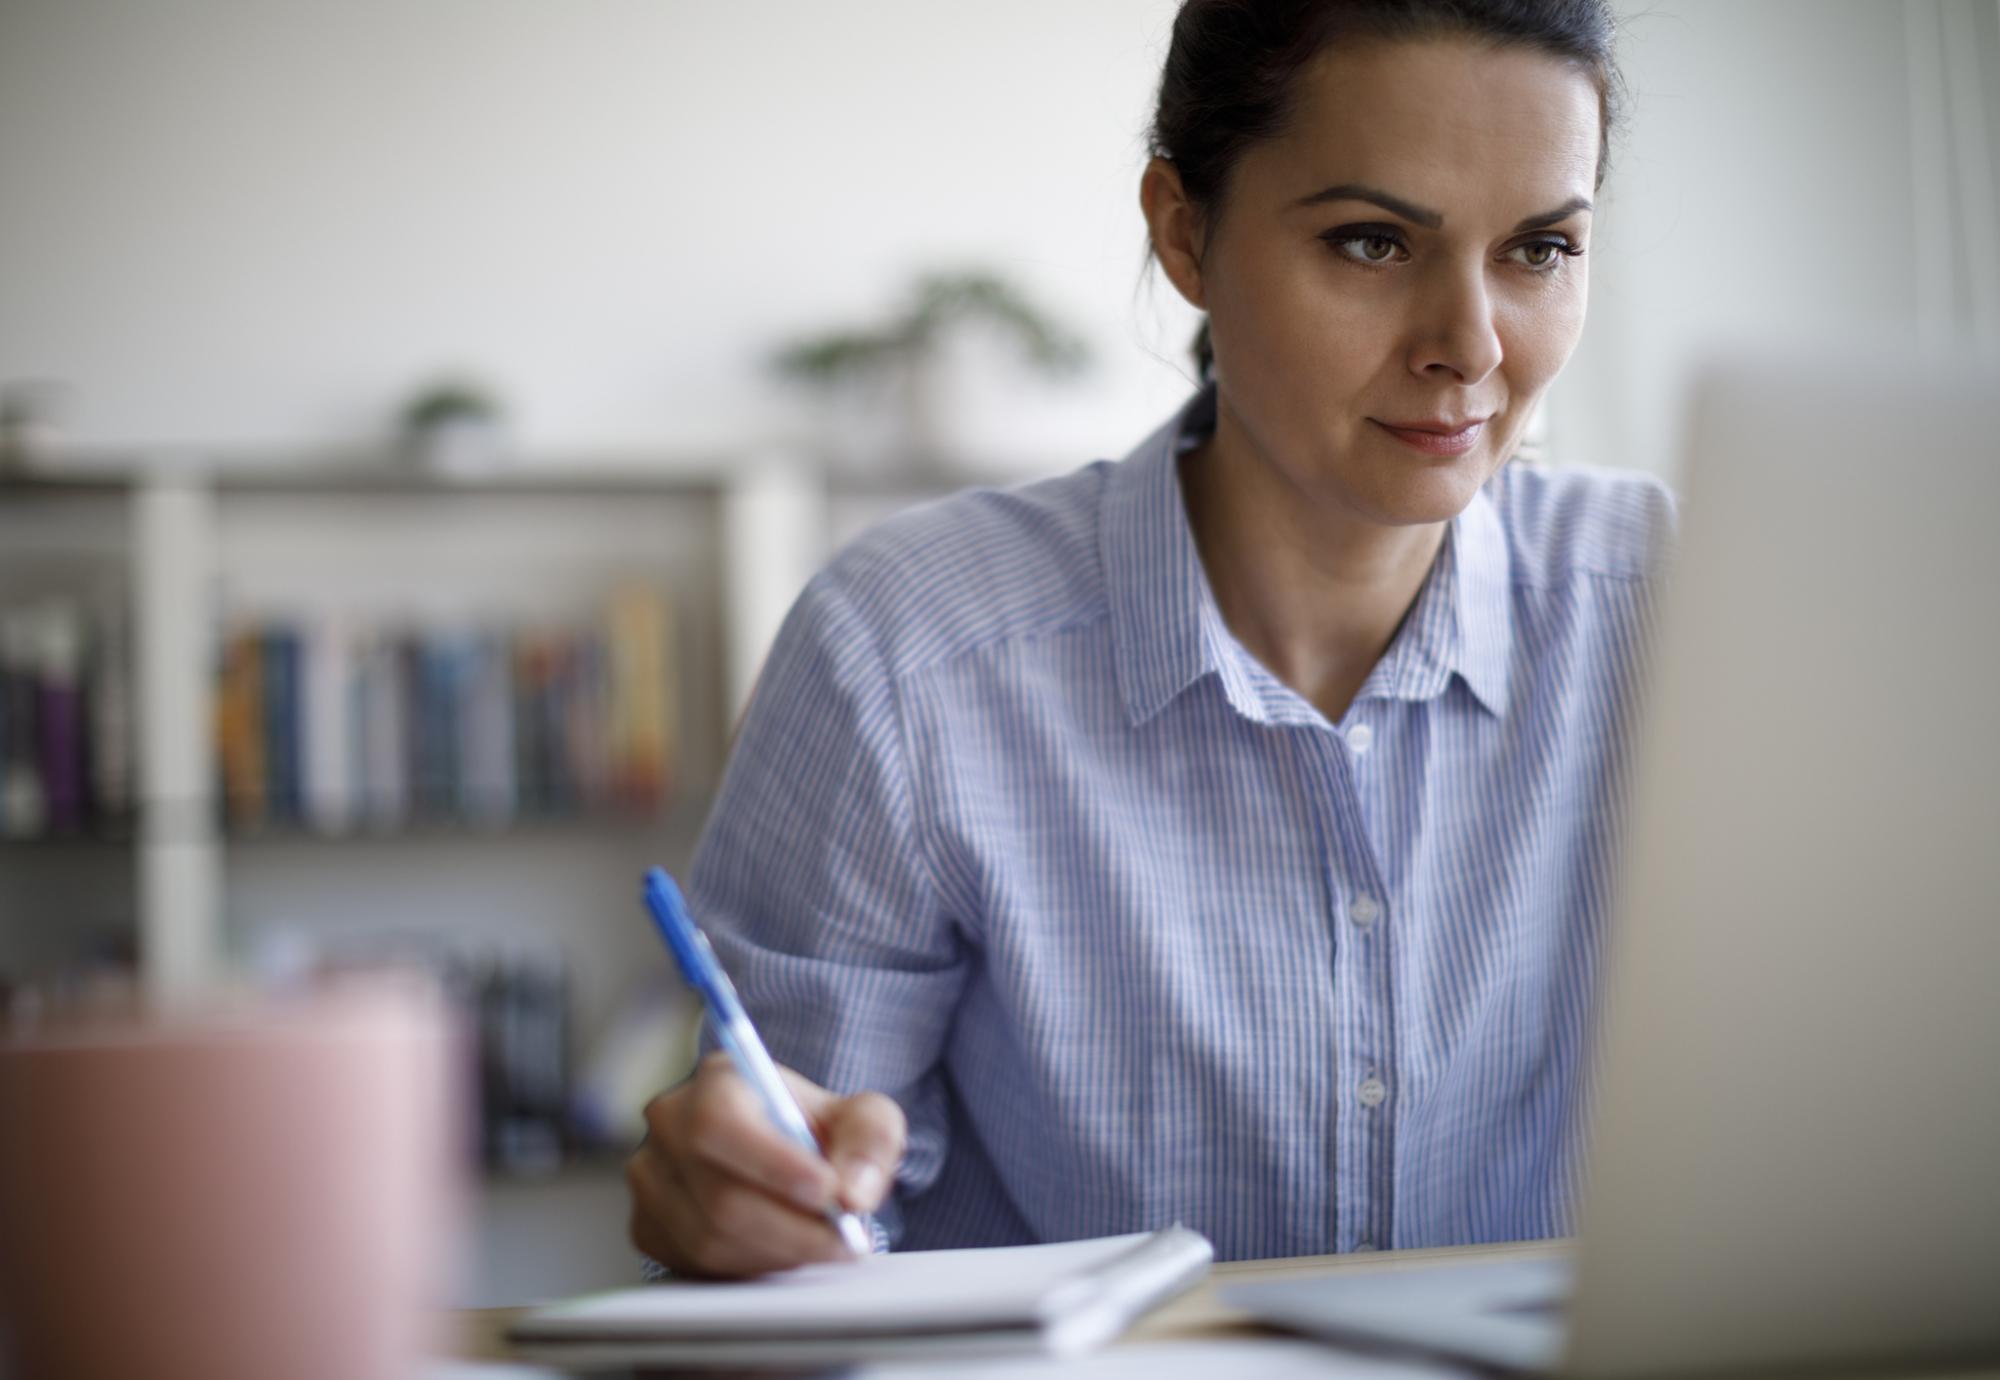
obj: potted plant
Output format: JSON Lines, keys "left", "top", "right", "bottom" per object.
{"left": 0, "top": 379, "right": 67, "bottom": 475}
{"left": 400, "top": 379, "right": 506, "bottom": 476}
{"left": 772, "top": 270, "right": 1091, "bottom": 475}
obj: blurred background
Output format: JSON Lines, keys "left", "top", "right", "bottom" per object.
{"left": 1, "top": 0, "right": 1995, "bottom": 1308}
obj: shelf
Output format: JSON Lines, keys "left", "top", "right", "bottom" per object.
{"left": 1, "top": 456, "right": 1021, "bottom": 501}
{"left": 0, "top": 473, "right": 132, "bottom": 498}
{"left": 1, "top": 451, "right": 753, "bottom": 497}
{"left": 0, "top": 826, "right": 138, "bottom": 850}
{"left": 216, "top": 796, "right": 712, "bottom": 847}
{"left": 200, "top": 467, "right": 733, "bottom": 499}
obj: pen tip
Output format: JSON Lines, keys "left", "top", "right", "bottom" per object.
{"left": 838, "top": 1215, "right": 875, "bottom": 1257}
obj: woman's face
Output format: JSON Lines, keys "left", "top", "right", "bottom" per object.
{"left": 1164, "top": 37, "right": 1602, "bottom": 527}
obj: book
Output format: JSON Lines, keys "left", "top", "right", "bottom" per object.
{"left": 215, "top": 627, "right": 265, "bottom": 830}
{"left": 86, "top": 596, "right": 132, "bottom": 824}
{"left": 411, "top": 636, "right": 457, "bottom": 819}
{"left": 1, "top": 611, "right": 47, "bottom": 837}
{"left": 356, "top": 631, "right": 408, "bottom": 829}
{"left": 457, "top": 630, "right": 516, "bottom": 826}
{"left": 511, "top": 632, "right": 557, "bottom": 816}
{"left": 261, "top": 627, "right": 303, "bottom": 826}
{"left": 302, "top": 617, "right": 355, "bottom": 834}
{"left": 31, "top": 604, "right": 85, "bottom": 834}
{"left": 558, "top": 630, "right": 605, "bottom": 812}
{"left": 0, "top": 599, "right": 135, "bottom": 839}
{"left": 605, "top": 582, "right": 673, "bottom": 810}
{"left": 211, "top": 586, "right": 684, "bottom": 835}
{"left": 507, "top": 1226, "right": 1213, "bottom": 1368}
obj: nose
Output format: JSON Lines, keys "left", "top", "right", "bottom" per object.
{"left": 1407, "top": 265, "right": 1503, "bottom": 386}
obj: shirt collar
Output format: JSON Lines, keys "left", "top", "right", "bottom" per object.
{"left": 1355, "top": 481, "right": 1514, "bottom": 718}
{"left": 1101, "top": 388, "right": 1216, "bottom": 726}
{"left": 1456, "top": 487, "right": 1516, "bottom": 715}
{"left": 1101, "top": 385, "right": 1513, "bottom": 727}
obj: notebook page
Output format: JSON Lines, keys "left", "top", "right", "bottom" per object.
{"left": 522, "top": 1233, "right": 1157, "bottom": 1337}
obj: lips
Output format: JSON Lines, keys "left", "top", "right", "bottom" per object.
{"left": 1370, "top": 416, "right": 1489, "bottom": 457}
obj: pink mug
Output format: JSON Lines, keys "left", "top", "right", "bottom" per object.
{"left": 0, "top": 980, "right": 462, "bottom": 1380}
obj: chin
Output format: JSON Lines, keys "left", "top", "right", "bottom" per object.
{"left": 1339, "top": 459, "right": 1492, "bottom": 528}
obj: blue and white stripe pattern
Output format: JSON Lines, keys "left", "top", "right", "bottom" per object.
{"left": 689, "top": 386, "right": 1674, "bottom": 1262}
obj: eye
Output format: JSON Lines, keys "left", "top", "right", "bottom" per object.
{"left": 1322, "top": 226, "right": 1409, "bottom": 267}
{"left": 1507, "top": 236, "right": 1584, "bottom": 273}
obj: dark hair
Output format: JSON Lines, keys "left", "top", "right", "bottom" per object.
{"left": 1149, "top": 0, "right": 1624, "bottom": 379}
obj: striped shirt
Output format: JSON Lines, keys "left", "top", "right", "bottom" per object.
{"left": 689, "top": 385, "right": 1674, "bottom": 1261}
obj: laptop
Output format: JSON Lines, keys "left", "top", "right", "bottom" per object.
{"left": 1223, "top": 354, "right": 2000, "bottom": 1377}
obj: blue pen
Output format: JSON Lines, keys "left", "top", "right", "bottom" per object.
{"left": 642, "top": 867, "right": 875, "bottom": 1257}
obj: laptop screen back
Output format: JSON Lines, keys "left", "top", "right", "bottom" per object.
{"left": 1564, "top": 356, "right": 2000, "bottom": 1377}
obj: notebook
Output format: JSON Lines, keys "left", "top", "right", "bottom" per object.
{"left": 507, "top": 1226, "right": 1213, "bottom": 1367}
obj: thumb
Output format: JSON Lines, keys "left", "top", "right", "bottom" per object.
{"left": 818, "top": 1091, "right": 907, "bottom": 1215}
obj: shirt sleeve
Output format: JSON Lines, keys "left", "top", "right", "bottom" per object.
{"left": 686, "top": 567, "right": 966, "bottom": 1246}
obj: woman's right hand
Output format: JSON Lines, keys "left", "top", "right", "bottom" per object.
{"left": 625, "top": 1051, "right": 906, "bottom": 1278}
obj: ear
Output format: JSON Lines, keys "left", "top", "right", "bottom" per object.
{"left": 1140, "top": 156, "right": 1208, "bottom": 312}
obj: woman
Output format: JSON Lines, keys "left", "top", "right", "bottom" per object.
{"left": 628, "top": 0, "right": 1672, "bottom": 1277}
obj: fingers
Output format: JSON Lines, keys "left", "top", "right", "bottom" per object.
{"left": 628, "top": 1134, "right": 851, "bottom": 1278}
{"left": 783, "top": 1069, "right": 908, "bottom": 1213}
{"left": 626, "top": 1136, "right": 698, "bottom": 1267}
{"left": 680, "top": 1053, "right": 839, "bottom": 1213}
{"left": 626, "top": 1055, "right": 900, "bottom": 1279}
{"left": 819, "top": 1090, "right": 907, "bottom": 1215}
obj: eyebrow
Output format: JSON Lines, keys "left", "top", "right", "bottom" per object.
{"left": 1295, "top": 183, "right": 1593, "bottom": 234}
{"left": 1511, "top": 195, "right": 1594, "bottom": 232}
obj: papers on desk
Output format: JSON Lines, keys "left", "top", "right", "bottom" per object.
{"left": 507, "top": 1226, "right": 1213, "bottom": 1368}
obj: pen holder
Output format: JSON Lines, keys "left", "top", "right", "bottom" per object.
{"left": 0, "top": 977, "right": 464, "bottom": 1380}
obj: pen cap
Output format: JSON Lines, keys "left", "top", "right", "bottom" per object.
{"left": 643, "top": 867, "right": 728, "bottom": 1008}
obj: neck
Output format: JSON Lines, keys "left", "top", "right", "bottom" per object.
{"left": 1179, "top": 401, "right": 1446, "bottom": 723}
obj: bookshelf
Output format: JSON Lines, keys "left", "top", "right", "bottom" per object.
{"left": 0, "top": 449, "right": 997, "bottom": 1191}
{"left": 0, "top": 456, "right": 833, "bottom": 1036}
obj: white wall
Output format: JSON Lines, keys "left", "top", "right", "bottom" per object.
{"left": 1551, "top": 0, "right": 2000, "bottom": 480}
{"left": 5, "top": 1, "right": 1992, "bottom": 480}
{"left": 0, "top": 0, "right": 1201, "bottom": 468}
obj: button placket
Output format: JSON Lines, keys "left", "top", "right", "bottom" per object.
{"left": 1299, "top": 723, "right": 1397, "bottom": 1257}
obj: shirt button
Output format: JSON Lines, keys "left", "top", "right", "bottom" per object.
{"left": 1351, "top": 895, "right": 1380, "bottom": 927}
{"left": 1345, "top": 724, "right": 1374, "bottom": 753}
{"left": 1358, "top": 1077, "right": 1387, "bottom": 1108}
